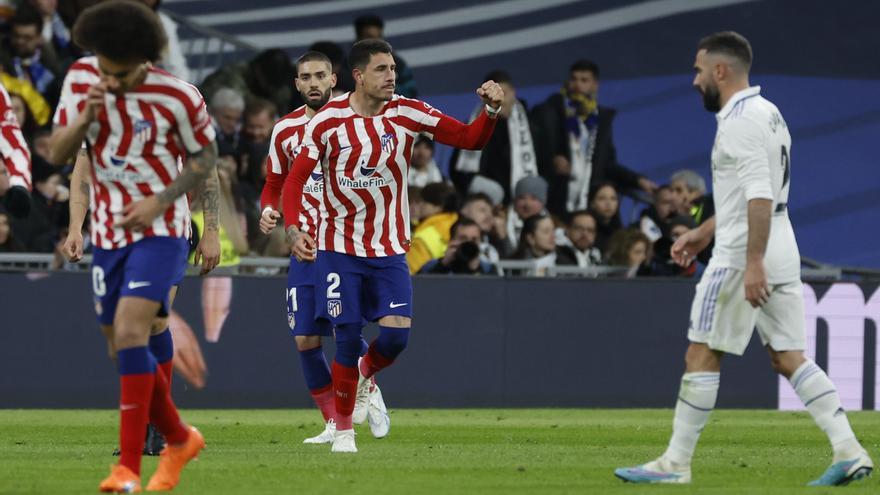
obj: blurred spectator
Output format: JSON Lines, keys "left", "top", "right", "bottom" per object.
{"left": 588, "top": 182, "right": 621, "bottom": 254}
{"left": 513, "top": 213, "right": 556, "bottom": 260}
{"left": 12, "top": 157, "right": 67, "bottom": 252}
{"left": 408, "top": 136, "right": 443, "bottom": 187}
{"left": 459, "top": 193, "right": 503, "bottom": 265}
{"left": 353, "top": 14, "right": 417, "bottom": 97}
{"left": 451, "top": 70, "right": 538, "bottom": 203}
{"left": 670, "top": 169, "right": 712, "bottom": 222}
{"left": 466, "top": 174, "right": 504, "bottom": 208}
{"left": 310, "top": 40, "right": 352, "bottom": 95}
{"left": 0, "top": 204, "right": 24, "bottom": 251}
{"left": 419, "top": 216, "right": 496, "bottom": 275}
{"left": 651, "top": 214, "right": 698, "bottom": 277}
{"left": 209, "top": 87, "right": 245, "bottom": 166}
{"left": 201, "top": 48, "right": 297, "bottom": 115}
{"left": 0, "top": 71, "right": 51, "bottom": 127}
{"left": 27, "top": 0, "right": 77, "bottom": 66}
{"left": 505, "top": 175, "right": 549, "bottom": 255}
{"left": 670, "top": 169, "right": 713, "bottom": 264}
{"left": 238, "top": 97, "right": 276, "bottom": 200}
{"left": 605, "top": 228, "right": 652, "bottom": 278}
{"left": 556, "top": 210, "right": 602, "bottom": 267}
{"left": 531, "top": 59, "right": 656, "bottom": 216}
{"left": 408, "top": 185, "right": 424, "bottom": 228}
{"left": 0, "top": 6, "right": 63, "bottom": 105}
{"left": 7, "top": 91, "right": 37, "bottom": 143}
{"left": 141, "top": 0, "right": 191, "bottom": 82}
{"left": 407, "top": 182, "right": 457, "bottom": 274}
{"left": 639, "top": 184, "right": 679, "bottom": 243}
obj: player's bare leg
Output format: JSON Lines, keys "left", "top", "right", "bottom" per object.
{"left": 615, "top": 343, "right": 722, "bottom": 484}
{"left": 768, "top": 347, "right": 873, "bottom": 486}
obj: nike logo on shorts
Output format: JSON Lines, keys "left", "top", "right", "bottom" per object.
{"left": 128, "top": 281, "right": 152, "bottom": 289}
{"left": 389, "top": 302, "right": 408, "bottom": 308}
{"left": 120, "top": 403, "right": 139, "bottom": 411}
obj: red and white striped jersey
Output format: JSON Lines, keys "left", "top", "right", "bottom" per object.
{"left": 0, "top": 83, "right": 32, "bottom": 190}
{"left": 53, "top": 57, "right": 215, "bottom": 249}
{"left": 260, "top": 105, "right": 323, "bottom": 235}
{"left": 282, "top": 92, "right": 497, "bottom": 257}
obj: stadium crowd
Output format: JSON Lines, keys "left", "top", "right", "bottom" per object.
{"left": 0, "top": 3, "right": 715, "bottom": 278}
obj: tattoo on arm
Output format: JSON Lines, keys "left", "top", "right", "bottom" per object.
{"left": 157, "top": 141, "right": 218, "bottom": 207}
{"left": 199, "top": 168, "right": 220, "bottom": 232}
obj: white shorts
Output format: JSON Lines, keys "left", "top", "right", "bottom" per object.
{"left": 687, "top": 265, "right": 805, "bottom": 355}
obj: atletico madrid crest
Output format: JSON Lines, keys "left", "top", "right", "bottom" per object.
{"left": 380, "top": 132, "right": 396, "bottom": 153}
{"left": 288, "top": 311, "right": 296, "bottom": 329}
{"left": 327, "top": 299, "right": 342, "bottom": 318}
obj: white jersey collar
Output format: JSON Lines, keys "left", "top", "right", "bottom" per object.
{"left": 717, "top": 86, "right": 761, "bottom": 120}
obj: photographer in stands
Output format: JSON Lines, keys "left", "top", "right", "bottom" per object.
{"left": 419, "top": 216, "right": 497, "bottom": 275}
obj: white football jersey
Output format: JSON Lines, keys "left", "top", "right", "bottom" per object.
{"left": 709, "top": 86, "right": 800, "bottom": 283}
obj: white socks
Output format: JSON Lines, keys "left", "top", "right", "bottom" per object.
{"left": 789, "top": 359, "right": 862, "bottom": 461}
{"left": 663, "top": 372, "right": 720, "bottom": 466}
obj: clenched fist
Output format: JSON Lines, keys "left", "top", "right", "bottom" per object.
{"left": 477, "top": 80, "right": 504, "bottom": 113}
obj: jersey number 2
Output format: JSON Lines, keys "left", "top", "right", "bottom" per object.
{"left": 327, "top": 273, "right": 341, "bottom": 299}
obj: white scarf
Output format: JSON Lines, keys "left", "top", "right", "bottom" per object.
{"left": 454, "top": 101, "right": 538, "bottom": 193}
{"left": 566, "top": 115, "right": 598, "bottom": 211}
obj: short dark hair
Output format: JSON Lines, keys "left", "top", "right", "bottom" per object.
{"left": 296, "top": 51, "right": 333, "bottom": 72}
{"left": 244, "top": 97, "right": 277, "bottom": 119}
{"left": 10, "top": 6, "right": 43, "bottom": 32}
{"left": 568, "top": 209, "right": 596, "bottom": 225}
{"left": 420, "top": 182, "right": 456, "bottom": 210}
{"left": 484, "top": 70, "right": 512, "bottom": 85}
{"left": 569, "top": 59, "right": 599, "bottom": 79}
{"left": 349, "top": 39, "right": 392, "bottom": 71}
{"left": 414, "top": 135, "right": 434, "bottom": 150}
{"left": 697, "top": 31, "right": 752, "bottom": 69}
{"left": 450, "top": 216, "right": 479, "bottom": 238}
{"left": 461, "top": 193, "right": 492, "bottom": 209}
{"left": 354, "top": 14, "right": 384, "bottom": 38}
{"left": 73, "top": 0, "right": 167, "bottom": 63}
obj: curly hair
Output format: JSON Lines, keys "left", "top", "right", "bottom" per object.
{"left": 73, "top": 0, "right": 167, "bottom": 63}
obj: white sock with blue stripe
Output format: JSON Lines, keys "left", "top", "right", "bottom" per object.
{"left": 663, "top": 372, "right": 720, "bottom": 466}
{"left": 788, "top": 359, "right": 862, "bottom": 462}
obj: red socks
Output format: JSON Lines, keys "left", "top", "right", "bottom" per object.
{"left": 150, "top": 366, "right": 189, "bottom": 445}
{"left": 359, "top": 343, "right": 395, "bottom": 379}
{"left": 119, "top": 372, "right": 155, "bottom": 475}
{"left": 331, "top": 361, "right": 359, "bottom": 430}
{"left": 310, "top": 384, "right": 336, "bottom": 423}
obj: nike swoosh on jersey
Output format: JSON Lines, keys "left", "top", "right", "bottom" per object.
{"left": 389, "top": 302, "right": 408, "bottom": 308}
{"left": 127, "top": 281, "right": 152, "bottom": 289}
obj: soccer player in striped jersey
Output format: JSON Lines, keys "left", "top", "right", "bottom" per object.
{"left": 0, "top": 82, "right": 32, "bottom": 218}
{"left": 282, "top": 39, "right": 503, "bottom": 453}
{"left": 48, "top": 2, "right": 217, "bottom": 491}
{"left": 615, "top": 32, "right": 872, "bottom": 486}
{"left": 259, "top": 50, "right": 391, "bottom": 444}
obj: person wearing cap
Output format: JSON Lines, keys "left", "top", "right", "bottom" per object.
{"left": 503, "top": 175, "right": 550, "bottom": 255}
{"left": 406, "top": 182, "right": 458, "bottom": 274}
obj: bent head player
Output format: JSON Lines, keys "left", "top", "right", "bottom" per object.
{"left": 615, "top": 31, "right": 872, "bottom": 486}
{"left": 51, "top": 1, "right": 216, "bottom": 491}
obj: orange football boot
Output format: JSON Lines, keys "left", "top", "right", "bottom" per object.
{"left": 99, "top": 464, "right": 141, "bottom": 493}
{"left": 145, "top": 426, "right": 205, "bottom": 491}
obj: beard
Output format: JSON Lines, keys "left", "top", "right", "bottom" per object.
{"left": 303, "top": 87, "right": 332, "bottom": 111}
{"left": 700, "top": 84, "right": 721, "bottom": 113}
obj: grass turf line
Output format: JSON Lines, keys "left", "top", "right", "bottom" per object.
{"left": 0, "top": 409, "right": 877, "bottom": 494}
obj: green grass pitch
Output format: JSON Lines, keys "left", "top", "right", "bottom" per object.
{"left": 1, "top": 409, "right": 877, "bottom": 494}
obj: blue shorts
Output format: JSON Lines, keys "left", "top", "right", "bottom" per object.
{"left": 287, "top": 256, "right": 331, "bottom": 337}
{"left": 315, "top": 250, "right": 412, "bottom": 325}
{"left": 91, "top": 237, "right": 189, "bottom": 326}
